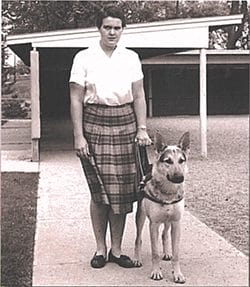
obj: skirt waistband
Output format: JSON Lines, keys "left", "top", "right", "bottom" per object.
{"left": 84, "top": 101, "right": 135, "bottom": 127}
{"left": 86, "top": 102, "right": 133, "bottom": 109}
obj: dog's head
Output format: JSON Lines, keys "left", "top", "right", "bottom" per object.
{"left": 152, "top": 131, "right": 190, "bottom": 185}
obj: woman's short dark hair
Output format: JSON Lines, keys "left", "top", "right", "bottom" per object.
{"left": 96, "top": 5, "right": 126, "bottom": 29}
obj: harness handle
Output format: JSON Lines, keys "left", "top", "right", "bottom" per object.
{"left": 135, "top": 143, "right": 152, "bottom": 184}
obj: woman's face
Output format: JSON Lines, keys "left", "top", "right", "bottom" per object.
{"left": 99, "top": 17, "right": 123, "bottom": 50}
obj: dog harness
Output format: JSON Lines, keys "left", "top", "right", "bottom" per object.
{"left": 136, "top": 144, "right": 184, "bottom": 206}
{"left": 138, "top": 176, "right": 184, "bottom": 206}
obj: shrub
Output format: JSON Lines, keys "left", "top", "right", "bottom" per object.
{"left": 1, "top": 82, "right": 14, "bottom": 95}
{"left": 2, "top": 100, "right": 29, "bottom": 119}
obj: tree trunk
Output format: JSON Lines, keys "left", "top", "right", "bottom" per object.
{"left": 175, "top": 0, "right": 179, "bottom": 17}
{"left": 227, "top": 0, "right": 247, "bottom": 49}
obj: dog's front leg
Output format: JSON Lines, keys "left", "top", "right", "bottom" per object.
{"left": 171, "top": 221, "right": 185, "bottom": 284}
{"left": 162, "top": 222, "right": 172, "bottom": 261}
{"left": 149, "top": 221, "right": 163, "bottom": 280}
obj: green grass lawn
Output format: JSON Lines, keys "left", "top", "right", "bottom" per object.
{"left": 1, "top": 172, "right": 39, "bottom": 287}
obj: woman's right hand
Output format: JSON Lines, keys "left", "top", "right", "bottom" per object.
{"left": 74, "top": 135, "right": 90, "bottom": 158}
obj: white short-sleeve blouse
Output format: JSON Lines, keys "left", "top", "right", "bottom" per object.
{"left": 69, "top": 42, "right": 144, "bottom": 106}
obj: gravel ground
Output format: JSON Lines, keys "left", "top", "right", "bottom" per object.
{"left": 146, "top": 115, "right": 249, "bottom": 256}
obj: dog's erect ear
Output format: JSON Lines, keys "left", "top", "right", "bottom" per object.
{"left": 178, "top": 132, "right": 190, "bottom": 152}
{"left": 154, "top": 130, "right": 166, "bottom": 153}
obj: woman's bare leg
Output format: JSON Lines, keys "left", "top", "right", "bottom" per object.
{"left": 109, "top": 211, "right": 126, "bottom": 257}
{"left": 90, "top": 199, "right": 109, "bottom": 257}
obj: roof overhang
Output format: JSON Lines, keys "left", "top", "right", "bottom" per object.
{"left": 7, "top": 14, "right": 243, "bottom": 49}
{"left": 142, "top": 49, "right": 250, "bottom": 65}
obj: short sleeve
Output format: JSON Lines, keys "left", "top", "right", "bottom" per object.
{"left": 130, "top": 52, "right": 144, "bottom": 83}
{"left": 69, "top": 51, "right": 87, "bottom": 88}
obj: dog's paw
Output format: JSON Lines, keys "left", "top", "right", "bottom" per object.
{"left": 162, "top": 254, "right": 172, "bottom": 261}
{"left": 133, "top": 259, "right": 143, "bottom": 267}
{"left": 172, "top": 271, "right": 186, "bottom": 284}
{"left": 150, "top": 268, "right": 163, "bottom": 280}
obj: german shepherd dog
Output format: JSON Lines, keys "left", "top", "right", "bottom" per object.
{"left": 134, "top": 131, "right": 190, "bottom": 284}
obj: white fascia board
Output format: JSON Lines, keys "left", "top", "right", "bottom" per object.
{"left": 7, "top": 29, "right": 98, "bottom": 46}
{"left": 33, "top": 26, "right": 208, "bottom": 48}
{"left": 7, "top": 14, "right": 243, "bottom": 47}
{"left": 120, "top": 26, "right": 209, "bottom": 48}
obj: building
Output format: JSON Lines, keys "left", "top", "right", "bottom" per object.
{"left": 6, "top": 14, "right": 249, "bottom": 160}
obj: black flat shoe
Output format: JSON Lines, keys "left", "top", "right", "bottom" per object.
{"left": 108, "top": 250, "right": 134, "bottom": 268}
{"left": 90, "top": 252, "right": 106, "bottom": 268}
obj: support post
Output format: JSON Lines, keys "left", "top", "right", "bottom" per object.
{"left": 148, "top": 69, "right": 153, "bottom": 117}
{"left": 30, "top": 47, "right": 40, "bottom": 162}
{"left": 200, "top": 48, "right": 207, "bottom": 158}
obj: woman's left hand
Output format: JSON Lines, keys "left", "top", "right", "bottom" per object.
{"left": 135, "top": 129, "right": 152, "bottom": 146}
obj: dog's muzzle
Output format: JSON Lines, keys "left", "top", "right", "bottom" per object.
{"left": 167, "top": 174, "right": 184, "bottom": 184}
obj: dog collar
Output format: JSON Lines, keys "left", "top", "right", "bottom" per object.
{"left": 143, "top": 190, "right": 184, "bottom": 206}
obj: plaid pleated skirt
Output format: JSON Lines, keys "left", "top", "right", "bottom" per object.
{"left": 80, "top": 103, "right": 140, "bottom": 214}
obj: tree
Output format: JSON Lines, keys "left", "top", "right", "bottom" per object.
{"left": 2, "top": 10, "right": 11, "bottom": 84}
{"left": 226, "top": 0, "right": 249, "bottom": 49}
{"left": 1, "top": 29, "right": 15, "bottom": 93}
{"left": 2, "top": 1, "right": 107, "bottom": 33}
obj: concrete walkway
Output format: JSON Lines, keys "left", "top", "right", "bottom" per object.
{"left": 30, "top": 150, "right": 248, "bottom": 286}
{"left": 1, "top": 117, "right": 248, "bottom": 286}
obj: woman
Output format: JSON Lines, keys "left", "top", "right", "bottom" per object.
{"left": 69, "top": 5, "right": 151, "bottom": 269}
